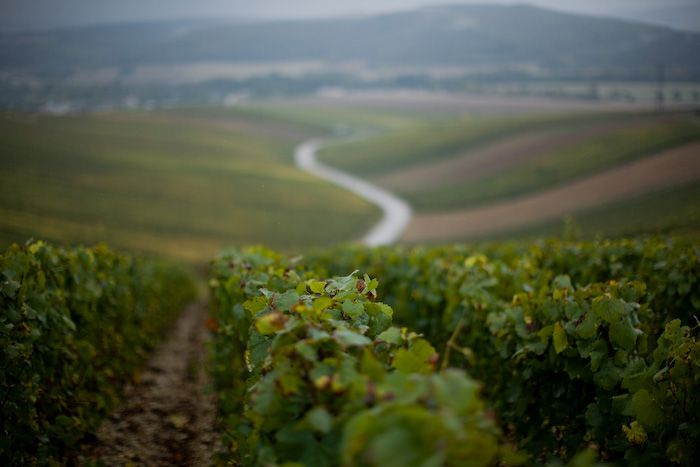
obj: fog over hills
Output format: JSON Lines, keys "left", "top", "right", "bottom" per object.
{"left": 3, "top": 4, "right": 699, "bottom": 77}
{"left": 1, "top": 4, "right": 699, "bottom": 110}
{"left": 2, "top": 0, "right": 699, "bottom": 32}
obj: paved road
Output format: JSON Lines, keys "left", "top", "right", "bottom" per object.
{"left": 295, "top": 139, "right": 412, "bottom": 246}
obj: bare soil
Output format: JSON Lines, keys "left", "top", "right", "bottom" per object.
{"left": 402, "top": 141, "right": 700, "bottom": 242}
{"left": 82, "top": 302, "right": 220, "bottom": 466}
{"left": 377, "top": 114, "right": 676, "bottom": 192}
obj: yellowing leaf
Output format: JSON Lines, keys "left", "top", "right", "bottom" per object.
{"left": 553, "top": 322, "right": 568, "bottom": 354}
{"left": 309, "top": 280, "right": 326, "bottom": 294}
{"left": 392, "top": 338, "right": 438, "bottom": 374}
{"left": 167, "top": 414, "right": 189, "bottom": 429}
{"left": 623, "top": 421, "right": 648, "bottom": 445}
{"left": 255, "top": 311, "right": 288, "bottom": 334}
{"left": 313, "top": 296, "right": 333, "bottom": 312}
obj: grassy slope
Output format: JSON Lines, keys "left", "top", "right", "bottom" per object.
{"left": 229, "top": 103, "right": 445, "bottom": 133}
{"left": 405, "top": 113, "right": 700, "bottom": 211}
{"left": 0, "top": 110, "right": 381, "bottom": 262}
{"left": 318, "top": 110, "right": 700, "bottom": 211}
{"left": 493, "top": 181, "right": 700, "bottom": 241}
{"left": 317, "top": 112, "right": 629, "bottom": 178}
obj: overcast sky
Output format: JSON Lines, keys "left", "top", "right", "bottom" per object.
{"left": 2, "top": 0, "right": 699, "bottom": 31}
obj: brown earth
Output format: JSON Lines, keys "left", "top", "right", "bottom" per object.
{"left": 377, "top": 114, "right": 677, "bottom": 192}
{"left": 82, "top": 302, "right": 220, "bottom": 466}
{"left": 402, "top": 141, "right": 700, "bottom": 242}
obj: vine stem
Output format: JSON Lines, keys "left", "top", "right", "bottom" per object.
{"left": 441, "top": 312, "right": 467, "bottom": 371}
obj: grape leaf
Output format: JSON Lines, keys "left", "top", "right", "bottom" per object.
{"left": 553, "top": 322, "right": 568, "bottom": 354}
{"left": 392, "top": 339, "right": 437, "bottom": 374}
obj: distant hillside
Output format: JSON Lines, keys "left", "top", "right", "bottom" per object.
{"left": 619, "top": 3, "right": 700, "bottom": 33}
{"left": 2, "top": 4, "right": 699, "bottom": 79}
{"left": 1, "top": 4, "right": 699, "bottom": 111}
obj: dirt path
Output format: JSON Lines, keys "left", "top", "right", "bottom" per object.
{"left": 83, "top": 302, "right": 219, "bottom": 466}
{"left": 377, "top": 114, "right": 678, "bottom": 192}
{"left": 403, "top": 141, "right": 700, "bottom": 242}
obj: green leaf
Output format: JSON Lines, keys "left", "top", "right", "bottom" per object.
{"left": 575, "top": 313, "right": 598, "bottom": 339}
{"left": 584, "top": 403, "right": 603, "bottom": 428}
{"left": 593, "top": 362, "right": 622, "bottom": 390}
{"left": 244, "top": 296, "right": 267, "bottom": 315}
{"left": 247, "top": 332, "right": 272, "bottom": 371}
{"left": 592, "top": 297, "right": 624, "bottom": 323}
{"left": 363, "top": 274, "right": 379, "bottom": 294}
{"left": 553, "top": 321, "right": 568, "bottom": 354}
{"left": 376, "top": 327, "right": 402, "bottom": 345}
{"left": 538, "top": 324, "right": 553, "bottom": 340}
{"left": 432, "top": 369, "right": 479, "bottom": 414}
{"left": 578, "top": 338, "right": 608, "bottom": 371}
{"left": 360, "top": 349, "right": 385, "bottom": 380}
{"left": 392, "top": 338, "right": 437, "bottom": 374}
{"left": 611, "top": 394, "right": 632, "bottom": 416}
{"left": 341, "top": 300, "right": 364, "bottom": 319}
{"left": 313, "top": 296, "right": 333, "bottom": 312}
{"left": 334, "top": 329, "right": 372, "bottom": 347}
{"left": 276, "top": 290, "right": 300, "bottom": 311}
{"left": 1, "top": 278, "right": 20, "bottom": 297}
{"left": 305, "top": 406, "right": 333, "bottom": 433}
{"left": 553, "top": 275, "right": 572, "bottom": 290}
{"left": 631, "top": 389, "right": 664, "bottom": 428}
{"left": 609, "top": 317, "right": 640, "bottom": 351}
{"left": 364, "top": 302, "right": 393, "bottom": 336}
{"left": 309, "top": 280, "right": 326, "bottom": 294}
{"left": 662, "top": 319, "right": 683, "bottom": 343}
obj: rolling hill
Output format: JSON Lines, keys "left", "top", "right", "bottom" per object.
{"left": 2, "top": 4, "right": 699, "bottom": 82}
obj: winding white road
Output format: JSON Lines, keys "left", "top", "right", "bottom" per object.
{"left": 294, "top": 139, "right": 412, "bottom": 247}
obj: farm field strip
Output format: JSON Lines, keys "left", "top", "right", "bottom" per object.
{"left": 402, "top": 141, "right": 700, "bottom": 242}
{"left": 402, "top": 113, "right": 700, "bottom": 211}
{"left": 317, "top": 111, "right": 651, "bottom": 179}
{"left": 375, "top": 113, "right": 686, "bottom": 192}
{"left": 492, "top": 180, "right": 700, "bottom": 241}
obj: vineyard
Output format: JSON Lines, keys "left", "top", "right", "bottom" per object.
{"left": 1, "top": 241, "right": 197, "bottom": 464}
{"left": 207, "top": 237, "right": 700, "bottom": 466}
{"left": 2, "top": 232, "right": 699, "bottom": 466}
{"left": 3, "top": 1, "right": 700, "bottom": 465}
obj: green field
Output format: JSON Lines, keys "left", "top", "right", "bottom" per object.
{"left": 0, "top": 110, "right": 383, "bottom": 262}
{"left": 317, "top": 111, "right": 632, "bottom": 178}
{"left": 497, "top": 181, "right": 700, "bottom": 241}
{"left": 225, "top": 103, "right": 442, "bottom": 133}
{"left": 404, "top": 114, "right": 700, "bottom": 211}
{"left": 3, "top": 105, "right": 699, "bottom": 257}
{"left": 318, "top": 110, "right": 700, "bottom": 215}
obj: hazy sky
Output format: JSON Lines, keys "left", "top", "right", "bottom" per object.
{"left": 1, "top": 0, "right": 698, "bottom": 31}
